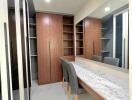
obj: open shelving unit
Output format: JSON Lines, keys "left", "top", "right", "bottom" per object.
{"left": 29, "top": 17, "right": 38, "bottom": 80}
{"left": 63, "top": 16, "right": 74, "bottom": 56}
{"left": 101, "top": 28, "right": 110, "bottom": 57}
{"left": 76, "top": 20, "right": 84, "bottom": 56}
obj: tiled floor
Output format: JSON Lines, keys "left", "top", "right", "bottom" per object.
{"left": 31, "top": 80, "right": 93, "bottom": 100}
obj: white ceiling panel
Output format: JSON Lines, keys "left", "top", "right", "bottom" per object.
{"left": 33, "top": 0, "right": 88, "bottom": 15}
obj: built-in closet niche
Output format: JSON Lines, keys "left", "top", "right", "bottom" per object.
{"left": 29, "top": 17, "right": 38, "bottom": 80}
{"left": 63, "top": 16, "right": 74, "bottom": 56}
{"left": 76, "top": 20, "right": 84, "bottom": 56}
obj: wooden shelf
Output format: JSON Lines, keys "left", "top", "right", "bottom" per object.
{"left": 64, "top": 47, "right": 74, "bottom": 49}
{"left": 64, "top": 39, "right": 73, "bottom": 41}
{"left": 76, "top": 32, "right": 83, "bottom": 34}
{"left": 76, "top": 39, "right": 83, "bottom": 41}
{"left": 100, "top": 28, "right": 107, "bottom": 30}
{"left": 76, "top": 47, "right": 84, "bottom": 48}
{"left": 30, "top": 54, "right": 37, "bottom": 57}
{"left": 29, "top": 37, "right": 37, "bottom": 39}
{"left": 101, "top": 38, "right": 110, "bottom": 40}
{"left": 101, "top": 50, "right": 109, "bottom": 53}
{"left": 63, "top": 31, "right": 73, "bottom": 34}
{"left": 29, "top": 23, "right": 36, "bottom": 26}
{"left": 63, "top": 24, "right": 73, "bottom": 26}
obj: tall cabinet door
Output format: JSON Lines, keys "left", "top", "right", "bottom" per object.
{"left": 84, "top": 18, "right": 101, "bottom": 59}
{"left": 36, "top": 13, "right": 51, "bottom": 84}
{"left": 92, "top": 19, "right": 101, "bottom": 56}
{"left": 84, "top": 18, "right": 94, "bottom": 59}
{"left": 50, "top": 14, "right": 63, "bottom": 83}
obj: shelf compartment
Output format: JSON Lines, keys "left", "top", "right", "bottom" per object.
{"left": 76, "top": 41, "right": 83, "bottom": 47}
{"left": 76, "top": 48, "right": 83, "bottom": 55}
{"left": 76, "top": 26, "right": 83, "bottom": 33}
{"left": 31, "top": 57, "right": 38, "bottom": 80}
{"left": 63, "top": 16, "right": 73, "bottom": 25}
{"left": 64, "top": 41, "right": 74, "bottom": 47}
{"left": 76, "top": 25, "right": 83, "bottom": 27}
{"left": 76, "top": 34, "right": 83, "bottom": 40}
{"left": 76, "top": 20, "right": 84, "bottom": 56}
{"left": 64, "top": 48, "right": 74, "bottom": 56}
{"left": 30, "top": 39, "right": 37, "bottom": 55}
{"left": 63, "top": 26, "right": 73, "bottom": 32}
{"left": 30, "top": 27, "right": 36, "bottom": 37}
{"left": 63, "top": 15, "right": 74, "bottom": 56}
{"left": 63, "top": 34, "right": 73, "bottom": 40}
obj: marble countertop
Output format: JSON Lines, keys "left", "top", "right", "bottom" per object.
{"left": 71, "top": 58, "right": 129, "bottom": 100}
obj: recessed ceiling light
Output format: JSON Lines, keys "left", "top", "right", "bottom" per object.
{"left": 45, "top": 0, "right": 51, "bottom": 3}
{"left": 104, "top": 7, "right": 110, "bottom": 12}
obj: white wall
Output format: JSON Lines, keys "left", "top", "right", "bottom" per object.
{"left": 129, "top": 0, "right": 132, "bottom": 99}
{"left": 90, "top": 0, "right": 128, "bottom": 18}
{"left": 74, "top": 0, "right": 128, "bottom": 24}
{"left": 74, "top": 0, "right": 107, "bottom": 24}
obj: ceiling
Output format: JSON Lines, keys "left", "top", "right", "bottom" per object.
{"left": 33, "top": 0, "right": 88, "bottom": 15}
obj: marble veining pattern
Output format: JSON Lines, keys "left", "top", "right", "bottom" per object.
{"left": 71, "top": 62, "right": 129, "bottom": 100}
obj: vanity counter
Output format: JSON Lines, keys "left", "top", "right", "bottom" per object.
{"left": 71, "top": 57, "right": 129, "bottom": 100}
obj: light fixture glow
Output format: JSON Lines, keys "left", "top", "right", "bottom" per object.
{"left": 104, "top": 7, "right": 110, "bottom": 12}
{"left": 43, "top": 17, "right": 50, "bottom": 25}
{"left": 45, "top": 0, "right": 51, "bottom": 3}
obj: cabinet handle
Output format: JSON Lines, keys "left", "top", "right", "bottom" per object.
{"left": 49, "top": 40, "right": 51, "bottom": 80}
{"left": 93, "top": 40, "right": 95, "bottom": 55}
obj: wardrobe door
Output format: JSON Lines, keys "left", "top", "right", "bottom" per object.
{"left": 85, "top": 18, "right": 94, "bottom": 59}
{"left": 84, "top": 18, "right": 101, "bottom": 59}
{"left": 50, "top": 14, "right": 63, "bottom": 82}
{"left": 92, "top": 19, "right": 101, "bottom": 56}
{"left": 36, "top": 13, "right": 51, "bottom": 84}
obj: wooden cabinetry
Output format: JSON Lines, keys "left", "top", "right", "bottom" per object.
{"left": 84, "top": 17, "right": 102, "bottom": 59}
{"left": 36, "top": 13, "right": 63, "bottom": 84}
{"left": 63, "top": 16, "right": 74, "bottom": 56}
{"left": 76, "top": 21, "right": 84, "bottom": 56}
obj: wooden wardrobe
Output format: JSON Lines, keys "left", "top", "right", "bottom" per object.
{"left": 36, "top": 13, "right": 63, "bottom": 84}
{"left": 84, "top": 17, "right": 102, "bottom": 59}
